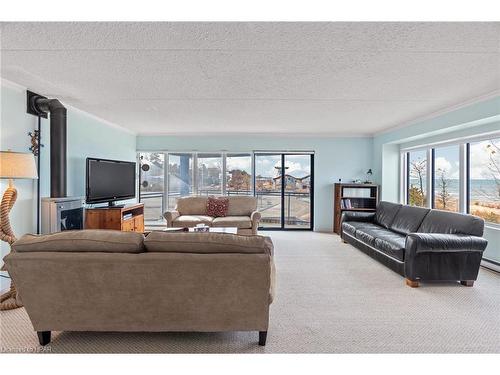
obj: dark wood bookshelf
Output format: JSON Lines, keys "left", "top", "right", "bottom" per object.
{"left": 333, "top": 183, "right": 379, "bottom": 234}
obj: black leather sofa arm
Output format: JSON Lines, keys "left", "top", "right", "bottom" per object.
{"left": 406, "top": 233, "right": 488, "bottom": 254}
{"left": 341, "top": 211, "right": 376, "bottom": 223}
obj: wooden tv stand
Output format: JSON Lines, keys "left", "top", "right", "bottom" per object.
{"left": 85, "top": 203, "right": 145, "bottom": 233}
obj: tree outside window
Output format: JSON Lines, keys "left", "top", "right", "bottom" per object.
{"left": 408, "top": 151, "right": 427, "bottom": 207}
{"left": 433, "top": 145, "right": 459, "bottom": 212}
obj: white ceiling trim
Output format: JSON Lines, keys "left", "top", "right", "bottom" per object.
{"left": 64, "top": 103, "right": 137, "bottom": 135}
{"left": 373, "top": 89, "right": 500, "bottom": 137}
{"left": 136, "top": 131, "right": 373, "bottom": 137}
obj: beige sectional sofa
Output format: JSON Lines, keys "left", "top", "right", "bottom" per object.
{"left": 4, "top": 229, "right": 275, "bottom": 346}
{"left": 164, "top": 196, "right": 261, "bottom": 234}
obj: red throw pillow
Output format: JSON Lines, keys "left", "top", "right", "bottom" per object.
{"left": 206, "top": 197, "right": 229, "bottom": 217}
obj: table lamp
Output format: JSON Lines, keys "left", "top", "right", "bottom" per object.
{"left": 0, "top": 150, "right": 38, "bottom": 310}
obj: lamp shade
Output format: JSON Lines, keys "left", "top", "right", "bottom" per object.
{"left": 0, "top": 151, "right": 38, "bottom": 179}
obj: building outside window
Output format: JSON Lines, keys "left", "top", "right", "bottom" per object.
{"left": 226, "top": 154, "right": 252, "bottom": 195}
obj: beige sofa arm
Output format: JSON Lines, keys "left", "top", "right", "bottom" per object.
{"left": 251, "top": 211, "right": 261, "bottom": 234}
{"left": 163, "top": 211, "right": 180, "bottom": 227}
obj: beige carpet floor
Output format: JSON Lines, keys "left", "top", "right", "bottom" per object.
{"left": 1, "top": 231, "right": 499, "bottom": 353}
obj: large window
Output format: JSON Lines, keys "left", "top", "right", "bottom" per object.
{"left": 167, "top": 153, "right": 193, "bottom": 210}
{"left": 402, "top": 135, "right": 500, "bottom": 222}
{"left": 469, "top": 138, "right": 500, "bottom": 224}
{"left": 226, "top": 154, "right": 252, "bottom": 195}
{"left": 402, "top": 136, "right": 500, "bottom": 266}
{"left": 407, "top": 150, "right": 427, "bottom": 207}
{"left": 433, "top": 145, "right": 460, "bottom": 212}
{"left": 139, "top": 153, "right": 165, "bottom": 221}
{"left": 139, "top": 151, "right": 313, "bottom": 231}
{"left": 197, "top": 153, "right": 223, "bottom": 195}
{"left": 139, "top": 152, "right": 253, "bottom": 219}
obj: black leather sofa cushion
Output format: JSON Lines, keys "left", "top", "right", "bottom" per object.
{"left": 389, "top": 205, "right": 429, "bottom": 235}
{"left": 374, "top": 232, "right": 406, "bottom": 262}
{"left": 406, "top": 233, "right": 488, "bottom": 253}
{"left": 342, "top": 221, "right": 376, "bottom": 237}
{"left": 354, "top": 224, "right": 393, "bottom": 247}
{"left": 374, "top": 201, "right": 402, "bottom": 229}
{"left": 417, "top": 210, "right": 484, "bottom": 237}
{"left": 341, "top": 211, "right": 376, "bottom": 223}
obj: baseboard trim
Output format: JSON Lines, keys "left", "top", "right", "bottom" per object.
{"left": 481, "top": 259, "right": 500, "bottom": 273}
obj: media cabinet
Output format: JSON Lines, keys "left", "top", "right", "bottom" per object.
{"left": 85, "top": 203, "right": 145, "bottom": 233}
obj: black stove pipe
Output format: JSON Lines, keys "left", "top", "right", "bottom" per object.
{"left": 34, "top": 98, "right": 67, "bottom": 198}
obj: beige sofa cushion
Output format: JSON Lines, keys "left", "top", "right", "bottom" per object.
{"left": 172, "top": 215, "right": 214, "bottom": 227}
{"left": 176, "top": 196, "right": 209, "bottom": 215}
{"left": 144, "top": 232, "right": 274, "bottom": 255}
{"left": 227, "top": 196, "right": 257, "bottom": 216}
{"left": 12, "top": 230, "right": 144, "bottom": 253}
{"left": 212, "top": 216, "right": 252, "bottom": 229}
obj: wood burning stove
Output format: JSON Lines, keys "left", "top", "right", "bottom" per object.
{"left": 41, "top": 197, "right": 84, "bottom": 234}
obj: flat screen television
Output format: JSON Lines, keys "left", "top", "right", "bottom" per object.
{"left": 86, "top": 157, "right": 136, "bottom": 205}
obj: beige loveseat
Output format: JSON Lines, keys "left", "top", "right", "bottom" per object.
{"left": 164, "top": 196, "right": 261, "bottom": 235}
{"left": 5, "top": 230, "right": 275, "bottom": 347}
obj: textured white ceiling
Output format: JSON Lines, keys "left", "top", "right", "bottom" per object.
{"left": 1, "top": 22, "right": 499, "bottom": 135}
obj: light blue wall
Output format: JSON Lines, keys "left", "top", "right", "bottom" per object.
{"left": 0, "top": 80, "right": 136, "bottom": 290}
{"left": 38, "top": 104, "right": 137, "bottom": 198}
{"left": 372, "top": 96, "right": 500, "bottom": 264}
{"left": 137, "top": 135, "right": 374, "bottom": 232}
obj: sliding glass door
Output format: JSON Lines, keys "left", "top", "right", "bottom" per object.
{"left": 255, "top": 153, "right": 314, "bottom": 230}
{"left": 284, "top": 154, "right": 313, "bottom": 228}
{"left": 255, "top": 154, "right": 282, "bottom": 228}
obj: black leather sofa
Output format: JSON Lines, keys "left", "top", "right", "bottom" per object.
{"left": 341, "top": 201, "right": 488, "bottom": 287}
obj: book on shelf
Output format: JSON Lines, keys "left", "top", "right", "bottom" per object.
{"left": 342, "top": 187, "right": 372, "bottom": 198}
{"left": 341, "top": 198, "right": 352, "bottom": 209}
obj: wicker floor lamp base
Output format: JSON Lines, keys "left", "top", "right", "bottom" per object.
{"left": 0, "top": 184, "right": 23, "bottom": 311}
{"left": 0, "top": 283, "right": 22, "bottom": 310}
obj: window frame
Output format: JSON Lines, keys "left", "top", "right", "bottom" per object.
{"left": 400, "top": 131, "right": 500, "bottom": 229}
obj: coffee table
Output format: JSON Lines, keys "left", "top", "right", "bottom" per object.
{"left": 154, "top": 226, "right": 238, "bottom": 234}
{"left": 188, "top": 227, "right": 238, "bottom": 234}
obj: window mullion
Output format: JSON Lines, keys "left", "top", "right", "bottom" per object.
{"left": 426, "top": 148, "right": 433, "bottom": 209}
{"left": 193, "top": 153, "right": 198, "bottom": 196}
{"left": 166, "top": 152, "right": 170, "bottom": 214}
{"left": 459, "top": 144, "right": 467, "bottom": 213}
{"left": 400, "top": 152, "right": 407, "bottom": 204}
{"left": 222, "top": 152, "right": 227, "bottom": 196}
